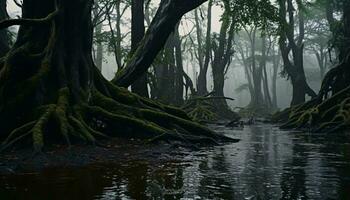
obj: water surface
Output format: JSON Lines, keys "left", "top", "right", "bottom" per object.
{"left": 1, "top": 124, "right": 350, "bottom": 199}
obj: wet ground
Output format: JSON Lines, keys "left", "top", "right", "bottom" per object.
{"left": 1, "top": 124, "right": 350, "bottom": 200}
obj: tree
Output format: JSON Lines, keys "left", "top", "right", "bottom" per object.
{"left": 92, "top": 3, "right": 104, "bottom": 71}
{"left": 278, "top": 0, "right": 317, "bottom": 106}
{"left": 275, "top": 0, "right": 350, "bottom": 133}
{"left": 0, "top": 0, "right": 235, "bottom": 151}
{"left": 194, "top": 1, "right": 212, "bottom": 96}
{"left": 154, "top": 33, "right": 177, "bottom": 103}
{"left": 236, "top": 28, "right": 276, "bottom": 112}
{"left": 270, "top": 38, "right": 281, "bottom": 109}
{"left": 112, "top": 0, "right": 208, "bottom": 87}
{"left": 0, "top": 0, "right": 9, "bottom": 58}
{"left": 174, "top": 24, "right": 185, "bottom": 105}
{"left": 130, "top": 0, "right": 149, "bottom": 98}
{"left": 261, "top": 35, "right": 273, "bottom": 109}
{"left": 210, "top": 1, "right": 236, "bottom": 117}
{"left": 304, "top": 3, "right": 332, "bottom": 79}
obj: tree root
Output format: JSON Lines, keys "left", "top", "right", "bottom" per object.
{"left": 276, "top": 85, "right": 350, "bottom": 133}
{"left": 1, "top": 84, "right": 238, "bottom": 152}
{"left": 182, "top": 95, "right": 239, "bottom": 123}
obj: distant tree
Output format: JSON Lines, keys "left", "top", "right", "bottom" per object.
{"left": 194, "top": 1, "right": 212, "bottom": 96}
{"left": 304, "top": 3, "right": 332, "bottom": 79}
{"left": 210, "top": 1, "right": 235, "bottom": 116}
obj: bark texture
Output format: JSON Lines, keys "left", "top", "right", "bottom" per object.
{"left": 130, "top": 0, "right": 149, "bottom": 98}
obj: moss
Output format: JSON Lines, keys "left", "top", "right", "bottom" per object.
{"left": 54, "top": 88, "right": 70, "bottom": 144}
{"left": 32, "top": 105, "right": 55, "bottom": 152}
{"left": 277, "top": 86, "right": 350, "bottom": 132}
{"left": 69, "top": 116, "right": 95, "bottom": 144}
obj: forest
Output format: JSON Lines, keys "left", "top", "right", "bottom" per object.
{"left": 0, "top": 0, "right": 349, "bottom": 199}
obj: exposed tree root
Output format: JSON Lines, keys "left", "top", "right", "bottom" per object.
{"left": 182, "top": 95, "right": 239, "bottom": 123}
{"left": 271, "top": 46, "right": 350, "bottom": 133}
{"left": 1, "top": 81, "right": 238, "bottom": 152}
{"left": 274, "top": 85, "right": 350, "bottom": 133}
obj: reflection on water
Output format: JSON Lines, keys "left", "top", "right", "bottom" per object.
{"left": 1, "top": 124, "right": 350, "bottom": 199}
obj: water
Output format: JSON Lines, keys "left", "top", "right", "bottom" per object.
{"left": 1, "top": 124, "right": 350, "bottom": 200}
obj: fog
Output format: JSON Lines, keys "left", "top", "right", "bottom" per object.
{"left": 6, "top": 0, "right": 332, "bottom": 111}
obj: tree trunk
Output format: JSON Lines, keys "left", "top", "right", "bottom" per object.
{"left": 95, "top": 23, "right": 103, "bottom": 71}
{"left": 271, "top": 47, "right": 280, "bottom": 109}
{"left": 130, "top": 0, "right": 149, "bottom": 98}
{"left": 115, "top": 1, "right": 123, "bottom": 70}
{"left": 0, "top": 0, "right": 234, "bottom": 151}
{"left": 210, "top": 3, "right": 236, "bottom": 118}
{"left": 195, "top": 2, "right": 211, "bottom": 96}
{"left": 278, "top": 0, "right": 316, "bottom": 106}
{"left": 112, "top": 0, "right": 207, "bottom": 87}
{"left": 0, "top": 0, "right": 9, "bottom": 58}
{"left": 261, "top": 38, "right": 272, "bottom": 109}
{"left": 174, "top": 25, "right": 184, "bottom": 105}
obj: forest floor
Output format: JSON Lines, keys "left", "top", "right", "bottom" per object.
{"left": 0, "top": 138, "right": 198, "bottom": 175}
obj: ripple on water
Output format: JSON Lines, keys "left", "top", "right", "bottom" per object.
{"left": 1, "top": 124, "right": 350, "bottom": 199}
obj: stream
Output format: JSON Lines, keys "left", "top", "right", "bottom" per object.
{"left": 1, "top": 124, "right": 350, "bottom": 199}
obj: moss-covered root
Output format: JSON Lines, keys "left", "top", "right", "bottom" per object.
{"left": 1, "top": 86, "right": 238, "bottom": 152}
{"left": 278, "top": 87, "right": 350, "bottom": 132}
{"left": 1, "top": 88, "right": 101, "bottom": 152}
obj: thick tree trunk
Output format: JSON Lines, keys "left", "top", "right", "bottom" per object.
{"left": 210, "top": 3, "right": 237, "bottom": 119}
{"left": 0, "top": 0, "right": 235, "bottom": 151}
{"left": 130, "top": 0, "right": 149, "bottom": 98}
{"left": 112, "top": 0, "right": 207, "bottom": 87}
{"left": 160, "top": 35, "right": 176, "bottom": 104}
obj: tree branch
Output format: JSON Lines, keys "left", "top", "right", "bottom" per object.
{"left": 0, "top": 9, "right": 59, "bottom": 30}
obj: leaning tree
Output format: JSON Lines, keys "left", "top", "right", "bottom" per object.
{"left": 0, "top": 0, "right": 236, "bottom": 152}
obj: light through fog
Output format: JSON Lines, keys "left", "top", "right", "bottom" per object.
{"left": 6, "top": 1, "right": 325, "bottom": 109}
